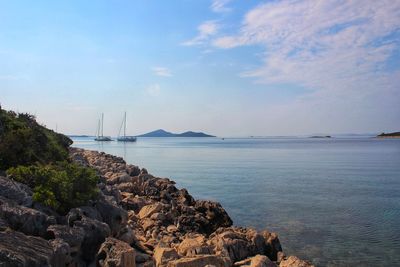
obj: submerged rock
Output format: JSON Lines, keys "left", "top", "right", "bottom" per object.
{"left": 279, "top": 256, "right": 315, "bottom": 267}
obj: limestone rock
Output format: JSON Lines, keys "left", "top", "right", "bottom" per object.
{"left": 46, "top": 224, "right": 85, "bottom": 254}
{"left": 279, "top": 256, "right": 314, "bottom": 267}
{"left": 139, "top": 203, "right": 162, "bottom": 219}
{"left": 96, "top": 237, "right": 136, "bottom": 267}
{"left": 96, "top": 194, "right": 128, "bottom": 236}
{"left": 177, "top": 234, "right": 212, "bottom": 256}
{"left": 50, "top": 238, "right": 72, "bottom": 267}
{"left": 234, "top": 255, "right": 277, "bottom": 267}
{"left": 194, "top": 200, "right": 233, "bottom": 234}
{"left": 0, "top": 197, "right": 55, "bottom": 237}
{"left": 167, "top": 255, "right": 230, "bottom": 267}
{"left": 153, "top": 246, "right": 179, "bottom": 267}
{"left": 262, "top": 231, "right": 282, "bottom": 261}
{"left": 0, "top": 176, "right": 32, "bottom": 207}
{"left": 69, "top": 213, "right": 111, "bottom": 262}
{"left": 0, "top": 229, "right": 54, "bottom": 267}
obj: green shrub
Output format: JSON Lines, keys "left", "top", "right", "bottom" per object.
{"left": 0, "top": 107, "right": 72, "bottom": 170}
{"left": 7, "top": 162, "right": 99, "bottom": 214}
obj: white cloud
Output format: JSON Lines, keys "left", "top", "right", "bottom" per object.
{"left": 182, "top": 20, "right": 219, "bottom": 46}
{"left": 211, "top": 0, "right": 232, "bottom": 13}
{"left": 213, "top": 1, "right": 400, "bottom": 88}
{"left": 152, "top": 67, "right": 172, "bottom": 77}
{"left": 146, "top": 83, "right": 161, "bottom": 97}
{"left": 210, "top": 0, "right": 400, "bottom": 130}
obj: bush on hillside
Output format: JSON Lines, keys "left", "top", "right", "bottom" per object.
{"left": 7, "top": 162, "right": 99, "bottom": 213}
{"left": 0, "top": 106, "right": 72, "bottom": 170}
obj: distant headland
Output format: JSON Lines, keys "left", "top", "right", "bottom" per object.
{"left": 376, "top": 132, "right": 400, "bottom": 138}
{"left": 137, "top": 129, "right": 215, "bottom": 137}
{"left": 310, "top": 135, "right": 331, "bottom": 138}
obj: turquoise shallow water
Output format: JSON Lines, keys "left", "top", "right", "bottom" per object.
{"left": 72, "top": 137, "right": 400, "bottom": 266}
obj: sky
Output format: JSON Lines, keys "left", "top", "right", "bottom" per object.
{"left": 1, "top": 0, "right": 399, "bottom": 136}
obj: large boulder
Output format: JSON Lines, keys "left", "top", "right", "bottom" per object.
{"left": 194, "top": 200, "right": 233, "bottom": 235}
{"left": 138, "top": 203, "right": 163, "bottom": 219}
{"left": 0, "top": 176, "right": 32, "bottom": 207}
{"left": 96, "top": 237, "right": 136, "bottom": 267}
{"left": 153, "top": 246, "right": 179, "bottom": 267}
{"left": 67, "top": 211, "right": 111, "bottom": 263}
{"left": 262, "top": 231, "right": 282, "bottom": 261}
{"left": 177, "top": 234, "right": 212, "bottom": 256}
{"left": 0, "top": 197, "right": 55, "bottom": 237}
{"left": 95, "top": 194, "right": 128, "bottom": 236}
{"left": 50, "top": 238, "right": 72, "bottom": 267}
{"left": 167, "top": 255, "right": 231, "bottom": 267}
{"left": 46, "top": 224, "right": 85, "bottom": 255}
{"left": 121, "top": 193, "right": 151, "bottom": 212}
{"left": 0, "top": 229, "right": 54, "bottom": 267}
{"left": 209, "top": 227, "right": 280, "bottom": 263}
{"left": 234, "top": 255, "right": 277, "bottom": 267}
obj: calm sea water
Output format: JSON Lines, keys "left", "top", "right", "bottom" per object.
{"left": 71, "top": 137, "right": 400, "bottom": 266}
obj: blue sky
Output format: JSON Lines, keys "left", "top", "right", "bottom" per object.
{"left": 1, "top": 0, "right": 399, "bottom": 136}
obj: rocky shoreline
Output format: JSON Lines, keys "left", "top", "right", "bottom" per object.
{"left": 0, "top": 147, "right": 314, "bottom": 267}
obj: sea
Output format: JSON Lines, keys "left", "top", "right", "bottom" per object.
{"left": 71, "top": 136, "right": 400, "bottom": 267}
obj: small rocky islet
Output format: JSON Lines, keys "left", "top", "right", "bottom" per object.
{"left": 0, "top": 147, "right": 314, "bottom": 267}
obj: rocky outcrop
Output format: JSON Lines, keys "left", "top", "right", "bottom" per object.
{"left": 0, "top": 176, "right": 32, "bottom": 206}
{"left": 0, "top": 196, "right": 56, "bottom": 237}
{"left": 234, "top": 255, "right": 277, "bottom": 267}
{"left": 96, "top": 237, "right": 136, "bottom": 267}
{"left": 153, "top": 246, "right": 180, "bottom": 267}
{"left": 0, "top": 229, "right": 55, "bottom": 267}
{"left": 279, "top": 256, "right": 314, "bottom": 267}
{"left": 168, "top": 255, "right": 230, "bottom": 267}
{"left": 0, "top": 148, "right": 312, "bottom": 266}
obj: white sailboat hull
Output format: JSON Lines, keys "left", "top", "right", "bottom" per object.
{"left": 95, "top": 136, "right": 112, "bottom": 141}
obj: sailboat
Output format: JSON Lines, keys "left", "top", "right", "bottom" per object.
{"left": 95, "top": 113, "right": 112, "bottom": 141}
{"left": 117, "top": 112, "right": 137, "bottom": 142}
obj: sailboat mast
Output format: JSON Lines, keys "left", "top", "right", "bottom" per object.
{"left": 97, "top": 119, "right": 100, "bottom": 138}
{"left": 101, "top": 113, "right": 104, "bottom": 137}
{"left": 124, "top": 112, "right": 126, "bottom": 138}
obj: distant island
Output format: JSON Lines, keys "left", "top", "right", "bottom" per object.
{"left": 137, "top": 129, "right": 215, "bottom": 137}
{"left": 310, "top": 135, "right": 331, "bottom": 138}
{"left": 377, "top": 132, "right": 400, "bottom": 138}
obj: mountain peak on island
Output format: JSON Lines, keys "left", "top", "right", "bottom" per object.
{"left": 137, "top": 129, "right": 215, "bottom": 137}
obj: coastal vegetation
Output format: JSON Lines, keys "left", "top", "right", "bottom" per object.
{"left": 0, "top": 106, "right": 72, "bottom": 170}
{"left": 7, "top": 162, "right": 98, "bottom": 213}
{"left": 0, "top": 106, "right": 98, "bottom": 212}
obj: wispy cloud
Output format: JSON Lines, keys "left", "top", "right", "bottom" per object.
{"left": 182, "top": 20, "right": 219, "bottom": 46}
{"left": 146, "top": 83, "right": 161, "bottom": 97}
{"left": 152, "top": 67, "right": 172, "bottom": 77}
{"left": 211, "top": 1, "right": 400, "bottom": 108}
{"left": 213, "top": 1, "right": 400, "bottom": 88}
{"left": 211, "top": 0, "right": 232, "bottom": 13}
